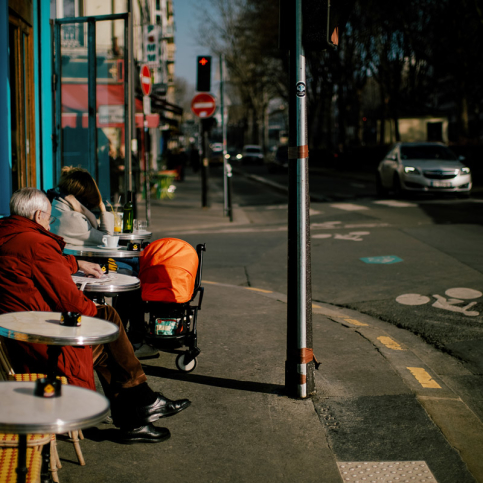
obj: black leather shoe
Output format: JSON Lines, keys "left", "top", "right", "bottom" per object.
{"left": 136, "top": 393, "right": 191, "bottom": 424}
{"left": 118, "top": 423, "right": 171, "bottom": 444}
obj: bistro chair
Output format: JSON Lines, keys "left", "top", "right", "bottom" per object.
{"left": 0, "top": 338, "right": 85, "bottom": 482}
{"left": 0, "top": 446, "right": 43, "bottom": 483}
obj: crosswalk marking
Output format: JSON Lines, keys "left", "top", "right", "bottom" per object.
{"left": 373, "top": 200, "right": 417, "bottom": 207}
{"left": 330, "top": 203, "right": 368, "bottom": 211}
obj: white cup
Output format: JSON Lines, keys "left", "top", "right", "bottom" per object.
{"left": 137, "top": 220, "right": 148, "bottom": 232}
{"left": 101, "top": 235, "right": 120, "bottom": 248}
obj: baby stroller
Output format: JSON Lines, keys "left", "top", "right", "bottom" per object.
{"left": 139, "top": 238, "right": 205, "bottom": 372}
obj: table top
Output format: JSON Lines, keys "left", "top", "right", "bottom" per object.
{"left": 0, "top": 312, "right": 119, "bottom": 346}
{"left": 0, "top": 382, "right": 109, "bottom": 434}
{"left": 63, "top": 244, "right": 143, "bottom": 258}
{"left": 72, "top": 272, "right": 140, "bottom": 293}
{"left": 116, "top": 231, "right": 152, "bottom": 241}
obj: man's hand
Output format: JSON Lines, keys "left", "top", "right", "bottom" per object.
{"left": 78, "top": 260, "right": 103, "bottom": 278}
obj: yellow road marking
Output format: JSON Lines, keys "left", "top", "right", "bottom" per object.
{"left": 312, "top": 304, "right": 322, "bottom": 309}
{"left": 343, "top": 318, "right": 368, "bottom": 327}
{"left": 245, "top": 287, "right": 273, "bottom": 293}
{"left": 407, "top": 367, "right": 441, "bottom": 388}
{"left": 377, "top": 336, "right": 405, "bottom": 351}
{"left": 204, "top": 281, "right": 219, "bottom": 284}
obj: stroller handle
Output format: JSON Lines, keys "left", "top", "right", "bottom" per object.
{"left": 194, "top": 243, "right": 206, "bottom": 292}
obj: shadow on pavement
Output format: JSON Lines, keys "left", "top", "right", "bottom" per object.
{"left": 142, "top": 364, "right": 285, "bottom": 396}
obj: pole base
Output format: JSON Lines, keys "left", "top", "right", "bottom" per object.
{"left": 284, "top": 360, "right": 316, "bottom": 398}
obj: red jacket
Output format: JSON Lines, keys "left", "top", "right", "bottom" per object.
{"left": 0, "top": 215, "right": 97, "bottom": 390}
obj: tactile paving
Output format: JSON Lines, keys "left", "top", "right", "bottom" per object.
{"left": 337, "top": 461, "right": 437, "bottom": 482}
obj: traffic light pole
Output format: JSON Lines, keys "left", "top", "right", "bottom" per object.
{"left": 285, "top": 0, "right": 315, "bottom": 398}
{"left": 201, "top": 120, "right": 209, "bottom": 208}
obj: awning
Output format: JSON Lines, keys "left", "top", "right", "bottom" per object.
{"left": 61, "top": 84, "right": 159, "bottom": 128}
{"left": 61, "top": 112, "right": 160, "bottom": 129}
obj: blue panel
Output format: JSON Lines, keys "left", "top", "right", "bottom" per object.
{"left": 38, "top": 0, "right": 54, "bottom": 190}
{"left": 360, "top": 256, "right": 404, "bottom": 264}
{"left": 0, "top": 1, "right": 12, "bottom": 216}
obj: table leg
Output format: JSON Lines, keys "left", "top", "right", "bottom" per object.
{"left": 40, "top": 443, "right": 52, "bottom": 483}
{"left": 16, "top": 434, "right": 28, "bottom": 483}
{"left": 46, "top": 346, "right": 62, "bottom": 380}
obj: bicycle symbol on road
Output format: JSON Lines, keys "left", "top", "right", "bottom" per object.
{"left": 396, "top": 287, "right": 482, "bottom": 317}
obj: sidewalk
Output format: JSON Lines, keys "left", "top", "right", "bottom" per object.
{"left": 57, "top": 173, "right": 481, "bottom": 483}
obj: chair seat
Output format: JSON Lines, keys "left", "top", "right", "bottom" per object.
{"left": 0, "top": 434, "right": 51, "bottom": 448}
{"left": 0, "top": 447, "right": 42, "bottom": 483}
{"left": 8, "top": 374, "right": 68, "bottom": 385}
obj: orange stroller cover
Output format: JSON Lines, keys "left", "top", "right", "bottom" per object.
{"left": 139, "top": 238, "right": 199, "bottom": 303}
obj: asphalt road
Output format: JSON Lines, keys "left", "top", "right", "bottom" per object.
{"left": 178, "top": 163, "right": 483, "bottom": 392}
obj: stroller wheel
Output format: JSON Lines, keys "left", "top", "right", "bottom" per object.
{"left": 176, "top": 353, "right": 197, "bottom": 372}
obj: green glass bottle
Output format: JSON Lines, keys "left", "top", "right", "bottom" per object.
{"left": 122, "top": 191, "right": 133, "bottom": 233}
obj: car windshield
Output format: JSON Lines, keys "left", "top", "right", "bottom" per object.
{"left": 245, "top": 147, "right": 262, "bottom": 154}
{"left": 400, "top": 145, "right": 458, "bottom": 161}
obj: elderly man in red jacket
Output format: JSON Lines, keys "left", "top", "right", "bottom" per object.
{"left": 0, "top": 187, "right": 190, "bottom": 444}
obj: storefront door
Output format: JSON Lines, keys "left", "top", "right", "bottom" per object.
{"left": 53, "top": 13, "right": 130, "bottom": 203}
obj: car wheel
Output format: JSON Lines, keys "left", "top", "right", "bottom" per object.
{"left": 376, "top": 173, "right": 387, "bottom": 197}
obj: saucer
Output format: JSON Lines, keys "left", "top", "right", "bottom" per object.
{"left": 97, "top": 245, "right": 125, "bottom": 250}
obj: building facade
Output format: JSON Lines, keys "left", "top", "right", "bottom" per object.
{"left": 0, "top": 0, "right": 180, "bottom": 216}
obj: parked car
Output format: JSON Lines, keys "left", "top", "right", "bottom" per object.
{"left": 267, "top": 145, "right": 289, "bottom": 173}
{"left": 376, "top": 142, "right": 472, "bottom": 197}
{"left": 241, "top": 145, "right": 264, "bottom": 165}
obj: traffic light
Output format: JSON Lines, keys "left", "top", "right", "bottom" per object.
{"left": 197, "top": 56, "right": 212, "bottom": 92}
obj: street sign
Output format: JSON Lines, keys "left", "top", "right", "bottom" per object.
{"left": 140, "top": 65, "right": 152, "bottom": 96}
{"left": 144, "top": 25, "right": 160, "bottom": 67}
{"left": 191, "top": 93, "right": 216, "bottom": 118}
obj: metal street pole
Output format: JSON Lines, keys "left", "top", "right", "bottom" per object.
{"left": 285, "top": 0, "right": 315, "bottom": 398}
{"left": 201, "top": 121, "right": 208, "bottom": 207}
{"left": 143, "top": 102, "right": 151, "bottom": 226}
{"left": 220, "top": 54, "right": 228, "bottom": 218}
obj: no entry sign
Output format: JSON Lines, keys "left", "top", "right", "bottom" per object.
{"left": 191, "top": 93, "right": 216, "bottom": 118}
{"left": 140, "top": 65, "right": 152, "bottom": 96}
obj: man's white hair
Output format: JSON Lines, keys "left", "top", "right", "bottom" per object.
{"left": 10, "top": 188, "right": 50, "bottom": 219}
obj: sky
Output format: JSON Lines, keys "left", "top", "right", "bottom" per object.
{"left": 172, "top": 0, "right": 216, "bottom": 86}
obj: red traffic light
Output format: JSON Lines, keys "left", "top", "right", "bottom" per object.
{"left": 197, "top": 56, "right": 211, "bottom": 92}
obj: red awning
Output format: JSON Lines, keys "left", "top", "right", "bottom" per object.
{"left": 61, "top": 112, "right": 159, "bottom": 129}
{"left": 61, "top": 84, "right": 143, "bottom": 112}
{"left": 61, "top": 84, "right": 159, "bottom": 128}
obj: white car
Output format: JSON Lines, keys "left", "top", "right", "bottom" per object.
{"left": 241, "top": 145, "right": 264, "bottom": 165}
{"left": 376, "top": 142, "right": 472, "bottom": 197}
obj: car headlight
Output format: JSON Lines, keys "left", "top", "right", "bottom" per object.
{"left": 237, "top": 154, "right": 242, "bottom": 159}
{"left": 225, "top": 154, "right": 230, "bottom": 159}
{"left": 461, "top": 167, "right": 471, "bottom": 175}
{"left": 404, "top": 166, "right": 420, "bottom": 174}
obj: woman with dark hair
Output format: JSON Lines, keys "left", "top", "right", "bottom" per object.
{"left": 48, "top": 167, "right": 157, "bottom": 359}
{"left": 48, "top": 166, "right": 114, "bottom": 246}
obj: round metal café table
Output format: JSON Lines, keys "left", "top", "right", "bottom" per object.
{"left": 0, "top": 311, "right": 119, "bottom": 347}
{"left": 73, "top": 272, "right": 140, "bottom": 294}
{"left": 63, "top": 244, "right": 143, "bottom": 259}
{"left": 117, "top": 230, "right": 152, "bottom": 243}
{"left": 0, "top": 381, "right": 109, "bottom": 483}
